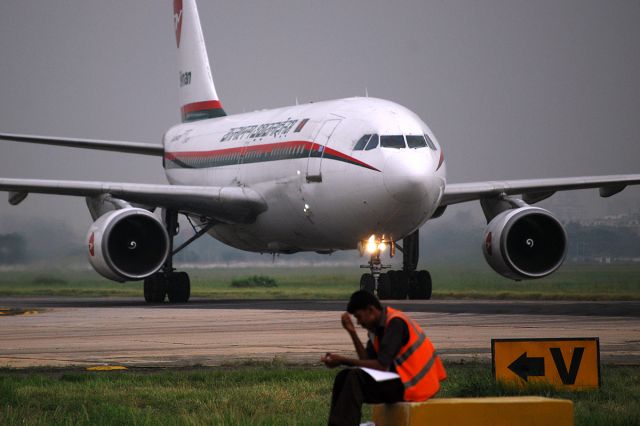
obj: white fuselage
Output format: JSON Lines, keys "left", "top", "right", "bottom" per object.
{"left": 163, "top": 97, "right": 446, "bottom": 253}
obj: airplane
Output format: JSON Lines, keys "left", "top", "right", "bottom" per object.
{"left": 1, "top": 0, "right": 639, "bottom": 303}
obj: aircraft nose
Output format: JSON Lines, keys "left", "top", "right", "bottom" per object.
{"left": 383, "top": 151, "right": 433, "bottom": 203}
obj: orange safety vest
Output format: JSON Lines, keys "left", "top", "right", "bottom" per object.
{"left": 373, "top": 307, "right": 446, "bottom": 402}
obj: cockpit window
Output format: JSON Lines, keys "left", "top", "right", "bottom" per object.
{"left": 365, "top": 134, "right": 379, "bottom": 150}
{"left": 354, "top": 134, "right": 433, "bottom": 150}
{"left": 380, "top": 135, "right": 406, "bottom": 149}
{"left": 354, "top": 134, "right": 371, "bottom": 150}
{"left": 406, "top": 135, "right": 427, "bottom": 148}
{"left": 353, "top": 134, "right": 379, "bottom": 151}
{"left": 423, "top": 134, "right": 437, "bottom": 150}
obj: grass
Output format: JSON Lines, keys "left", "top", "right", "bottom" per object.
{"left": 230, "top": 275, "right": 278, "bottom": 288}
{"left": 0, "top": 264, "right": 639, "bottom": 300}
{"left": 0, "top": 362, "right": 637, "bottom": 425}
{"left": 429, "top": 264, "right": 640, "bottom": 300}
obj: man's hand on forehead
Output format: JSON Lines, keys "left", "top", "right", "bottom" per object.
{"left": 341, "top": 312, "right": 356, "bottom": 333}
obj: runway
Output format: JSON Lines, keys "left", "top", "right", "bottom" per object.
{"left": 0, "top": 297, "right": 638, "bottom": 368}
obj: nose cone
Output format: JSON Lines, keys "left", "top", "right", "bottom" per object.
{"left": 383, "top": 151, "right": 433, "bottom": 203}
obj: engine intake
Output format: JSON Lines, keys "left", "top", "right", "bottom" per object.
{"left": 483, "top": 206, "right": 567, "bottom": 280}
{"left": 86, "top": 208, "right": 169, "bottom": 281}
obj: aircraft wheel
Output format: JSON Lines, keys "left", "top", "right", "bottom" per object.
{"left": 167, "top": 272, "right": 191, "bottom": 303}
{"left": 360, "top": 273, "right": 375, "bottom": 293}
{"left": 393, "top": 270, "right": 409, "bottom": 300}
{"left": 144, "top": 274, "right": 167, "bottom": 303}
{"left": 387, "top": 271, "right": 397, "bottom": 299}
{"left": 408, "top": 270, "right": 432, "bottom": 300}
{"left": 377, "top": 273, "right": 392, "bottom": 300}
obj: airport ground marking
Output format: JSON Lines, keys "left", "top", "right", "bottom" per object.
{"left": 86, "top": 365, "right": 128, "bottom": 371}
{"left": 0, "top": 308, "right": 40, "bottom": 316}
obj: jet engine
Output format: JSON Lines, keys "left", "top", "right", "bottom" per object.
{"left": 482, "top": 206, "right": 567, "bottom": 280}
{"left": 86, "top": 208, "right": 169, "bottom": 282}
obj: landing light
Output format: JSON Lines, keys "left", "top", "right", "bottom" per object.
{"left": 366, "top": 235, "right": 377, "bottom": 253}
{"left": 363, "top": 234, "right": 390, "bottom": 254}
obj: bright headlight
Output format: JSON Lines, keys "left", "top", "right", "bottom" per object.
{"left": 366, "top": 235, "right": 377, "bottom": 253}
{"left": 364, "top": 235, "right": 389, "bottom": 253}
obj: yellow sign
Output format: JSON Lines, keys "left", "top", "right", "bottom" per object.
{"left": 492, "top": 338, "right": 600, "bottom": 390}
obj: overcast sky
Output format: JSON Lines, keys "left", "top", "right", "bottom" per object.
{"left": 0, "top": 0, "right": 638, "bottom": 237}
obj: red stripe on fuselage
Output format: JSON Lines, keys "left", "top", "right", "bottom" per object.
{"left": 436, "top": 149, "right": 445, "bottom": 171}
{"left": 164, "top": 140, "right": 380, "bottom": 171}
{"left": 164, "top": 140, "right": 306, "bottom": 160}
{"left": 320, "top": 145, "right": 380, "bottom": 171}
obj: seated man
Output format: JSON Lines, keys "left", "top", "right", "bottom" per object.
{"left": 321, "top": 290, "right": 446, "bottom": 426}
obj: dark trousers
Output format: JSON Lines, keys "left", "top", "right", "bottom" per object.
{"left": 328, "top": 368, "right": 404, "bottom": 426}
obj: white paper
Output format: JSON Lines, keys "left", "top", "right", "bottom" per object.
{"left": 358, "top": 367, "right": 400, "bottom": 382}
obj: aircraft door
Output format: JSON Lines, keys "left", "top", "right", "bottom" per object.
{"left": 306, "top": 119, "right": 341, "bottom": 182}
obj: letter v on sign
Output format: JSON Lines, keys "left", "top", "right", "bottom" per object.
{"left": 550, "top": 347, "right": 584, "bottom": 385}
{"left": 492, "top": 338, "right": 600, "bottom": 390}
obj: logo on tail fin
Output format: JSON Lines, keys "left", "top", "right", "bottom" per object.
{"left": 173, "top": 0, "right": 183, "bottom": 48}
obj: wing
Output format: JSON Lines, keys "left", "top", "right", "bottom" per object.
{"left": 0, "top": 178, "right": 266, "bottom": 224}
{"left": 441, "top": 174, "right": 640, "bottom": 206}
{"left": 0, "top": 133, "right": 163, "bottom": 156}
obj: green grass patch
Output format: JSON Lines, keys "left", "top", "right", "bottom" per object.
{"left": 0, "top": 363, "right": 637, "bottom": 425}
{"left": 31, "top": 276, "right": 68, "bottom": 285}
{"left": 0, "top": 264, "right": 639, "bottom": 300}
{"left": 230, "top": 275, "right": 278, "bottom": 288}
{"left": 432, "top": 264, "right": 640, "bottom": 301}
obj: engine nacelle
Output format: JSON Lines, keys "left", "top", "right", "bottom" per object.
{"left": 86, "top": 208, "right": 169, "bottom": 282}
{"left": 482, "top": 206, "right": 567, "bottom": 280}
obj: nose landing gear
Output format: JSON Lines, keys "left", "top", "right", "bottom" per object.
{"left": 359, "top": 245, "right": 391, "bottom": 295}
{"left": 359, "top": 230, "right": 432, "bottom": 300}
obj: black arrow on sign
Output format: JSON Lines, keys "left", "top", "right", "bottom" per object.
{"left": 508, "top": 352, "right": 545, "bottom": 381}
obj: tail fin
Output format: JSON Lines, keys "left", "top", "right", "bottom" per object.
{"left": 174, "top": 0, "right": 226, "bottom": 122}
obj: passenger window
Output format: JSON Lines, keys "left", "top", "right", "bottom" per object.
{"left": 365, "top": 134, "right": 379, "bottom": 150}
{"left": 354, "top": 134, "right": 371, "bottom": 151}
{"left": 423, "top": 134, "right": 437, "bottom": 150}
{"left": 406, "top": 135, "right": 427, "bottom": 148}
{"left": 380, "top": 135, "right": 406, "bottom": 149}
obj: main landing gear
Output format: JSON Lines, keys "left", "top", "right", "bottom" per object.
{"left": 359, "top": 230, "right": 432, "bottom": 300}
{"left": 143, "top": 209, "right": 206, "bottom": 304}
{"left": 144, "top": 271, "right": 190, "bottom": 303}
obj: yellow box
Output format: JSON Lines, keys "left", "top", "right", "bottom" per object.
{"left": 372, "top": 396, "right": 573, "bottom": 426}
